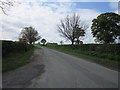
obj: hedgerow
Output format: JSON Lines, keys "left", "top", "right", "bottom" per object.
{"left": 54, "top": 44, "right": 120, "bottom": 55}
{"left": 2, "top": 40, "right": 33, "bottom": 57}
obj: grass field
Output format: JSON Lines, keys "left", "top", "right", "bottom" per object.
{"left": 2, "top": 47, "right": 35, "bottom": 72}
{"left": 46, "top": 45, "right": 119, "bottom": 70}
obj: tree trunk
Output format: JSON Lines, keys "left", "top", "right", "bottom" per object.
{"left": 71, "top": 40, "right": 74, "bottom": 45}
{"left": 77, "top": 39, "right": 79, "bottom": 44}
{"left": 29, "top": 41, "right": 32, "bottom": 44}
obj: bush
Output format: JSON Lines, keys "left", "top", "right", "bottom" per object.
{"left": 51, "top": 44, "right": 120, "bottom": 62}
{"left": 2, "top": 40, "right": 33, "bottom": 57}
{"left": 60, "top": 44, "right": 120, "bottom": 55}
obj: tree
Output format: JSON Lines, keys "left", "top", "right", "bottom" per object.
{"left": 0, "top": 0, "right": 15, "bottom": 15}
{"left": 60, "top": 40, "right": 64, "bottom": 45}
{"left": 57, "top": 13, "right": 87, "bottom": 45}
{"left": 91, "top": 12, "right": 120, "bottom": 44}
{"left": 74, "top": 25, "right": 86, "bottom": 44}
{"left": 41, "top": 39, "right": 46, "bottom": 45}
{"left": 20, "top": 26, "right": 41, "bottom": 44}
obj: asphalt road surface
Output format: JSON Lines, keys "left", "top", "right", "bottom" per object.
{"left": 3, "top": 47, "right": 118, "bottom": 88}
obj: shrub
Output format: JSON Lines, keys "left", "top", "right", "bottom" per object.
{"left": 53, "top": 44, "right": 120, "bottom": 62}
{"left": 71, "top": 44, "right": 120, "bottom": 55}
{"left": 2, "top": 40, "right": 33, "bottom": 57}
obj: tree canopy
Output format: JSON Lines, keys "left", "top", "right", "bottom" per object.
{"left": 20, "top": 26, "right": 41, "bottom": 44}
{"left": 57, "top": 13, "right": 87, "bottom": 45}
{"left": 41, "top": 39, "right": 47, "bottom": 45}
{"left": 91, "top": 12, "right": 120, "bottom": 44}
{"left": 60, "top": 40, "right": 64, "bottom": 45}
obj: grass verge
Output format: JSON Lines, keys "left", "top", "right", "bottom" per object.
{"left": 2, "top": 47, "right": 35, "bottom": 72}
{"left": 46, "top": 45, "right": 119, "bottom": 71}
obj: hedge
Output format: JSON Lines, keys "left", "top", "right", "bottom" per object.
{"left": 53, "top": 44, "right": 120, "bottom": 55}
{"left": 2, "top": 40, "right": 33, "bottom": 57}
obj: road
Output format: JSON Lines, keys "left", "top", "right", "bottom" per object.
{"left": 3, "top": 47, "right": 118, "bottom": 88}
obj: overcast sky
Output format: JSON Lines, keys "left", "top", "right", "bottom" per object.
{"left": 0, "top": 0, "right": 119, "bottom": 44}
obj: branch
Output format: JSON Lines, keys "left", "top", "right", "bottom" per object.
{"left": 0, "top": 0, "right": 15, "bottom": 15}
{"left": 0, "top": 0, "right": 13, "bottom": 6}
{"left": 0, "top": 5, "right": 7, "bottom": 15}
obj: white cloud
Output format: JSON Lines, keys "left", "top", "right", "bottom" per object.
{"left": 109, "top": 2, "right": 118, "bottom": 10}
{"left": 75, "top": 9, "right": 100, "bottom": 43}
{"left": 109, "top": 1, "right": 119, "bottom": 14}
{"left": 0, "top": 2, "right": 100, "bottom": 44}
{"left": 0, "top": 2, "right": 71, "bottom": 43}
{"left": 19, "top": 0, "right": 120, "bottom": 2}
{"left": 76, "top": 9, "right": 100, "bottom": 21}
{"left": 109, "top": 1, "right": 119, "bottom": 15}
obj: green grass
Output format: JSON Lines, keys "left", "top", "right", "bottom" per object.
{"left": 46, "top": 45, "right": 119, "bottom": 69}
{"left": 2, "top": 48, "right": 35, "bottom": 72}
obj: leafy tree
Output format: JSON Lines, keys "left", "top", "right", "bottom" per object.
{"left": 91, "top": 12, "right": 120, "bottom": 44}
{"left": 41, "top": 39, "right": 47, "bottom": 45}
{"left": 74, "top": 25, "right": 86, "bottom": 44}
{"left": 20, "top": 26, "right": 41, "bottom": 44}
{"left": 57, "top": 13, "right": 87, "bottom": 45}
{"left": 60, "top": 40, "right": 64, "bottom": 45}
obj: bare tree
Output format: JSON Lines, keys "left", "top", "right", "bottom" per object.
{"left": 20, "top": 26, "right": 41, "bottom": 44}
{"left": 0, "top": 0, "right": 15, "bottom": 15}
{"left": 57, "top": 13, "right": 88, "bottom": 45}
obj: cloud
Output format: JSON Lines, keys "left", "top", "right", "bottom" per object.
{"left": 0, "top": 2, "right": 101, "bottom": 44}
{"left": 109, "top": 2, "right": 118, "bottom": 10}
{"left": 19, "top": 0, "right": 120, "bottom": 2}
{"left": 109, "top": 1, "right": 119, "bottom": 14}
{"left": 75, "top": 9, "right": 100, "bottom": 43}
{"left": 109, "top": 1, "right": 119, "bottom": 15}
{"left": 0, "top": 2, "right": 71, "bottom": 42}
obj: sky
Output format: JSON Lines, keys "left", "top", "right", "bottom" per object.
{"left": 0, "top": 0, "right": 119, "bottom": 44}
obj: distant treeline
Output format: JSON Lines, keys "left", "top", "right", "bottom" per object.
{"left": 2, "top": 40, "right": 33, "bottom": 57}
